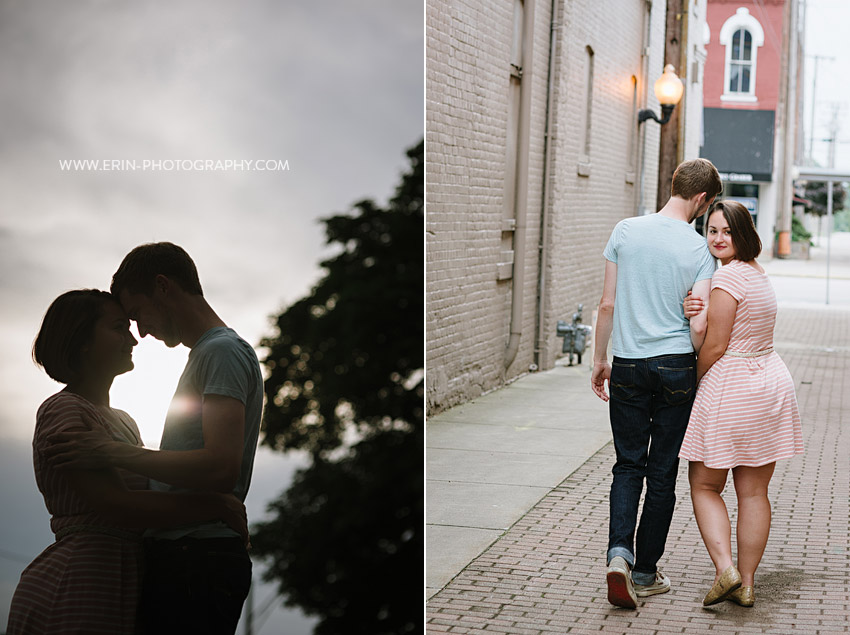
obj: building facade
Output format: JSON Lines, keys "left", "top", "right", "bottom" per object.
{"left": 427, "top": 0, "right": 710, "bottom": 413}
{"left": 700, "top": 0, "right": 804, "bottom": 255}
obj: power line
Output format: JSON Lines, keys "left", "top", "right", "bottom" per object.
{"left": 806, "top": 54, "right": 835, "bottom": 162}
{"left": 243, "top": 586, "right": 284, "bottom": 635}
{"left": 752, "top": 0, "right": 784, "bottom": 54}
{"left": 253, "top": 591, "right": 282, "bottom": 633}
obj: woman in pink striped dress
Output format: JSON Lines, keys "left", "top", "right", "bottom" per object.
{"left": 7, "top": 290, "right": 249, "bottom": 635}
{"left": 678, "top": 201, "right": 803, "bottom": 608}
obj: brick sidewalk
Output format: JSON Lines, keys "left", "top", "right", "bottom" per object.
{"left": 426, "top": 307, "right": 850, "bottom": 634}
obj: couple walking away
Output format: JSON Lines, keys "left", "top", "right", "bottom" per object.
{"left": 591, "top": 159, "right": 803, "bottom": 609}
{"left": 7, "top": 242, "right": 263, "bottom": 635}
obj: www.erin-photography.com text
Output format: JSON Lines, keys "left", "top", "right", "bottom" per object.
{"left": 59, "top": 158, "right": 290, "bottom": 172}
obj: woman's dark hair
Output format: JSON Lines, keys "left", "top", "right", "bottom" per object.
{"left": 110, "top": 242, "right": 203, "bottom": 297}
{"left": 708, "top": 200, "right": 762, "bottom": 261}
{"left": 33, "top": 289, "right": 117, "bottom": 384}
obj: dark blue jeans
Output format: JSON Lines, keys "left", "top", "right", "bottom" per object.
{"left": 141, "top": 537, "right": 252, "bottom": 635}
{"left": 607, "top": 353, "right": 696, "bottom": 584}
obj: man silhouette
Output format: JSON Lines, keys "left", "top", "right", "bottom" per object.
{"left": 47, "top": 242, "right": 263, "bottom": 634}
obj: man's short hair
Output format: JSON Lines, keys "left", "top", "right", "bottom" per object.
{"left": 671, "top": 158, "right": 723, "bottom": 202}
{"left": 111, "top": 242, "right": 203, "bottom": 297}
{"left": 33, "top": 289, "right": 116, "bottom": 384}
{"left": 710, "top": 200, "right": 762, "bottom": 262}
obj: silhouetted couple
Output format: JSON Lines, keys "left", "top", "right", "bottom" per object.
{"left": 8, "top": 243, "right": 263, "bottom": 635}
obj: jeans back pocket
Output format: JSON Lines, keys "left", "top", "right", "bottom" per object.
{"left": 610, "top": 362, "right": 640, "bottom": 402}
{"left": 658, "top": 365, "right": 695, "bottom": 406}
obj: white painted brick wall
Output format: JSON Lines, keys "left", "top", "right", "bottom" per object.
{"left": 427, "top": 0, "right": 669, "bottom": 413}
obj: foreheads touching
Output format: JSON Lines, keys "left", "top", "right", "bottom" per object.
{"left": 110, "top": 242, "right": 203, "bottom": 300}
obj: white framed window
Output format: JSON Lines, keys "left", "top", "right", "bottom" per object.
{"left": 719, "top": 8, "right": 764, "bottom": 103}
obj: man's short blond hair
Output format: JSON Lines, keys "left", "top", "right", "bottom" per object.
{"left": 671, "top": 158, "right": 722, "bottom": 202}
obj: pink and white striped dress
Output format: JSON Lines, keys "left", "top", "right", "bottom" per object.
{"left": 679, "top": 259, "right": 803, "bottom": 469}
{"left": 6, "top": 391, "right": 148, "bottom": 635}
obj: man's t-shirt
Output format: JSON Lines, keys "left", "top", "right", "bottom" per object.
{"left": 603, "top": 213, "right": 716, "bottom": 358}
{"left": 148, "top": 326, "right": 263, "bottom": 540}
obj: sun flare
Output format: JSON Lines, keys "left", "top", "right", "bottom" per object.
{"left": 110, "top": 337, "right": 189, "bottom": 448}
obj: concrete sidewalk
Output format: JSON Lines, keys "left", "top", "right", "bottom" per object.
{"left": 426, "top": 362, "right": 609, "bottom": 598}
{"left": 763, "top": 232, "right": 850, "bottom": 307}
{"left": 427, "top": 304, "right": 850, "bottom": 633}
{"left": 763, "top": 231, "right": 850, "bottom": 279}
{"left": 426, "top": 231, "right": 850, "bottom": 608}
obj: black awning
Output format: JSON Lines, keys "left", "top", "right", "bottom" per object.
{"left": 700, "top": 108, "right": 775, "bottom": 182}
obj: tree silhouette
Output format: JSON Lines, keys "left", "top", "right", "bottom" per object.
{"left": 251, "top": 140, "right": 423, "bottom": 635}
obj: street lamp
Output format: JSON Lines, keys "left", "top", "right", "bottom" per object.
{"left": 638, "top": 64, "right": 684, "bottom": 125}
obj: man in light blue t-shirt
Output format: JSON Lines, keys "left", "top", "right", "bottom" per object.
{"left": 107, "top": 242, "right": 262, "bottom": 634}
{"left": 591, "top": 159, "right": 722, "bottom": 609}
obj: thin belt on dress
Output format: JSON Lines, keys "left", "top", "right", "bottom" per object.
{"left": 55, "top": 524, "right": 143, "bottom": 542}
{"left": 723, "top": 346, "right": 774, "bottom": 358}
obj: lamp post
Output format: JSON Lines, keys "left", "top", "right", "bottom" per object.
{"left": 638, "top": 64, "right": 684, "bottom": 125}
{"left": 637, "top": 65, "right": 685, "bottom": 214}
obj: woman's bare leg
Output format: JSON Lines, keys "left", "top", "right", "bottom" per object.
{"left": 689, "top": 461, "right": 733, "bottom": 580}
{"left": 732, "top": 463, "right": 775, "bottom": 586}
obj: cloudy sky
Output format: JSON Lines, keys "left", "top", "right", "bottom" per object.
{"left": 0, "top": 1, "right": 422, "bottom": 632}
{"left": 803, "top": 0, "right": 850, "bottom": 171}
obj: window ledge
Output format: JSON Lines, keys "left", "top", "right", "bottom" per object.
{"left": 720, "top": 93, "right": 758, "bottom": 103}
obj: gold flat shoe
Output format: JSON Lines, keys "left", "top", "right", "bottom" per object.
{"left": 727, "top": 585, "right": 755, "bottom": 607}
{"left": 703, "top": 565, "right": 742, "bottom": 606}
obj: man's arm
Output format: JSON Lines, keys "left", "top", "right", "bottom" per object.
{"left": 591, "top": 259, "right": 617, "bottom": 402}
{"left": 688, "top": 278, "right": 712, "bottom": 353}
{"left": 62, "top": 466, "right": 249, "bottom": 544}
{"left": 47, "top": 394, "right": 245, "bottom": 493}
{"left": 696, "top": 288, "right": 737, "bottom": 381}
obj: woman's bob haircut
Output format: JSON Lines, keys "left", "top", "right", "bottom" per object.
{"left": 33, "top": 289, "right": 117, "bottom": 384}
{"left": 708, "top": 200, "right": 762, "bottom": 262}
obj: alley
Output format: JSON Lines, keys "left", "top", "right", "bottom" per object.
{"left": 427, "top": 306, "right": 849, "bottom": 633}
{"left": 427, "top": 232, "right": 850, "bottom": 634}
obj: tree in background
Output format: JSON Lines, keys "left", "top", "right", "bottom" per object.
{"left": 835, "top": 208, "right": 850, "bottom": 232}
{"left": 251, "top": 141, "right": 423, "bottom": 635}
{"left": 802, "top": 180, "right": 847, "bottom": 239}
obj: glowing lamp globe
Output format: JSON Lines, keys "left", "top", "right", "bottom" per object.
{"left": 654, "top": 64, "right": 684, "bottom": 106}
{"left": 638, "top": 64, "right": 684, "bottom": 125}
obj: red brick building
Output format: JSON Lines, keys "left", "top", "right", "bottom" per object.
{"left": 700, "top": 0, "right": 804, "bottom": 255}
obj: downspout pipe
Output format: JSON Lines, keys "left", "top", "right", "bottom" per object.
{"left": 533, "top": 0, "right": 559, "bottom": 370}
{"left": 636, "top": 2, "right": 653, "bottom": 215}
{"left": 505, "top": 0, "right": 537, "bottom": 369}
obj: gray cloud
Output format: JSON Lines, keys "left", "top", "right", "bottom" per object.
{"left": 0, "top": 2, "right": 421, "bottom": 632}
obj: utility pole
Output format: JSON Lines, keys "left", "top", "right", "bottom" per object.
{"left": 807, "top": 55, "right": 835, "bottom": 164}
{"left": 655, "top": 0, "right": 684, "bottom": 210}
{"left": 775, "top": 0, "right": 799, "bottom": 258}
{"left": 824, "top": 103, "right": 842, "bottom": 169}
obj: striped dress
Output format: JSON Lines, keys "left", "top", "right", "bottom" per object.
{"left": 6, "top": 391, "right": 149, "bottom": 635}
{"left": 679, "top": 259, "right": 803, "bottom": 469}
